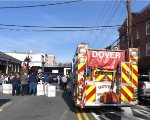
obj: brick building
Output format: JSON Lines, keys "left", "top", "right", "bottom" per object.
{"left": 118, "top": 4, "right": 150, "bottom": 75}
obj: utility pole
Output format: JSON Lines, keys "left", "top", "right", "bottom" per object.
{"left": 126, "top": 0, "right": 133, "bottom": 48}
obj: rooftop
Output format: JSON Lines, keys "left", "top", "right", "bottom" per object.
{"left": 0, "top": 51, "right": 21, "bottom": 64}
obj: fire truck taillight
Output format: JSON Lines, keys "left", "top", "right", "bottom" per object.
{"left": 80, "top": 57, "right": 85, "bottom": 63}
{"left": 78, "top": 87, "right": 82, "bottom": 100}
{"left": 133, "top": 88, "right": 138, "bottom": 93}
{"left": 133, "top": 96, "right": 138, "bottom": 101}
{"left": 133, "top": 88, "right": 138, "bottom": 100}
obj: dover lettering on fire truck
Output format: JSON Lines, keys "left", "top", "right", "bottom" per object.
{"left": 71, "top": 43, "right": 138, "bottom": 108}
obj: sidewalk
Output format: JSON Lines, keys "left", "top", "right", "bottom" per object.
{"left": 0, "top": 85, "right": 3, "bottom": 92}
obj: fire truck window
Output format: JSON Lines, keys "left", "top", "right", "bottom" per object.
{"left": 95, "top": 71, "right": 104, "bottom": 75}
{"left": 95, "top": 71, "right": 100, "bottom": 74}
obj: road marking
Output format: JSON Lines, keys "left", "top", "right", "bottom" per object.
{"left": 99, "top": 112, "right": 111, "bottom": 120}
{"left": 121, "top": 107, "right": 133, "bottom": 116}
{"left": 91, "top": 112, "right": 101, "bottom": 120}
{"left": 81, "top": 109, "right": 89, "bottom": 120}
{"left": 91, "top": 107, "right": 140, "bottom": 120}
{"left": 59, "top": 109, "right": 68, "bottom": 120}
{"left": 76, "top": 109, "right": 82, "bottom": 120}
{"left": 91, "top": 111, "right": 110, "bottom": 120}
{"left": 137, "top": 105, "right": 148, "bottom": 109}
{"left": 133, "top": 109, "right": 150, "bottom": 119}
{"left": 0, "top": 101, "right": 11, "bottom": 112}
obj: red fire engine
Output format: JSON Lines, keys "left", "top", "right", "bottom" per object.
{"left": 71, "top": 43, "right": 138, "bottom": 108}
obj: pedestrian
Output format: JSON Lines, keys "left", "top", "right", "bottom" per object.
{"left": 28, "top": 73, "right": 37, "bottom": 95}
{"left": 11, "top": 74, "right": 21, "bottom": 96}
{"left": 20, "top": 72, "right": 28, "bottom": 96}
{"left": 9, "top": 72, "right": 15, "bottom": 84}
{"left": 4, "top": 74, "right": 9, "bottom": 84}
{"left": 49, "top": 75, "right": 52, "bottom": 84}
{"left": 1, "top": 73, "right": 5, "bottom": 85}
{"left": 61, "top": 75, "right": 67, "bottom": 90}
{"left": 57, "top": 75, "right": 60, "bottom": 90}
{"left": 44, "top": 74, "right": 50, "bottom": 84}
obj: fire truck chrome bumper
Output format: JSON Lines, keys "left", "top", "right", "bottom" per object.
{"left": 83, "top": 102, "right": 137, "bottom": 107}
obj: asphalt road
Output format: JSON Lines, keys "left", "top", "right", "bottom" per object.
{"left": 0, "top": 85, "right": 150, "bottom": 120}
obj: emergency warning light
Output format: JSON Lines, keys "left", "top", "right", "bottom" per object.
{"left": 79, "top": 48, "right": 86, "bottom": 54}
{"left": 130, "top": 51, "right": 137, "bottom": 56}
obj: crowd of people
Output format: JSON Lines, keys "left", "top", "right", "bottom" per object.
{"left": 0, "top": 72, "right": 70, "bottom": 96}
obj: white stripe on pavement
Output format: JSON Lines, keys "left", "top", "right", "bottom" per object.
{"left": 137, "top": 105, "right": 148, "bottom": 109}
{"left": 91, "top": 112, "right": 101, "bottom": 120}
{"left": 91, "top": 111, "right": 111, "bottom": 120}
{"left": 133, "top": 109, "right": 150, "bottom": 119}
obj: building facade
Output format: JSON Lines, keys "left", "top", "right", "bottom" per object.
{"left": 5, "top": 52, "right": 56, "bottom": 68}
{"left": 118, "top": 4, "right": 150, "bottom": 74}
{"left": 5, "top": 52, "right": 45, "bottom": 67}
{"left": 45, "top": 55, "right": 56, "bottom": 67}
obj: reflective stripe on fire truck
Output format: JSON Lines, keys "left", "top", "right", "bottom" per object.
{"left": 95, "top": 74, "right": 112, "bottom": 82}
{"left": 129, "top": 48, "right": 138, "bottom": 88}
{"left": 86, "top": 86, "right": 96, "bottom": 102}
{"left": 93, "top": 69, "right": 112, "bottom": 82}
{"left": 129, "top": 48, "right": 138, "bottom": 103}
{"left": 77, "top": 45, "right": 88, "bottom": 108}
{"left": 121, "top": 62, "right": 134, "bottom": 103}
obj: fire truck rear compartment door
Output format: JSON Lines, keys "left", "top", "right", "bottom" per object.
{"left": 95, "top": 82, "right": 111, "bottom": 102}
{"left": 121, "top": 62, "right": 134, "bottom": 104}
{"left": 86, "top": 86, "right": 96, "bottom": 103}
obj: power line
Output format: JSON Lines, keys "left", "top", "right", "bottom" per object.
{"left": 101, "top": 1, "right": 125, "bottom": 47}
{"left": 0, "top": 23, "right": 121, "bottom": 29}
{"left": 95, "top": 0, "right": 109, "bottom": 26}
{"left": 105, "top": 0, "right": 135, "bottom": 48}
{"left": 84, "top": 0, "right": 108, "bottom": 44}
{"left": 0, "top": 27, "right": 119, "bottom": 32}
{"left": 85, "top": 0, "right": 115, "bottom": 46}
{"left": 93, "top": 1, "right": 121, "bottom": 47}
{"left": 0, "top": 0, "right": 81, "bottom": 9}
{"left": 107, "top": 1, "right": 121, "bottom": 25}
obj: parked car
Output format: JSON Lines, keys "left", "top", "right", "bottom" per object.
{"left": 138, "top": 75, "right": 150, "bottom": 102}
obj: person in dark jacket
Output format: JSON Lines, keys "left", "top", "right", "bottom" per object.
{"left": 29, "top": 73, "right": 37, "bottom": 95}
{"left": 11, "top": 74, "right": 21, "bottom": 96}
{"left": 44, "top": 74, "right": 50, "bottom": 83}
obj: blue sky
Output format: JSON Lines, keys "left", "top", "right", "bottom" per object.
{"left": 0, "top": 0, "right": 150, "bottom": 63}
